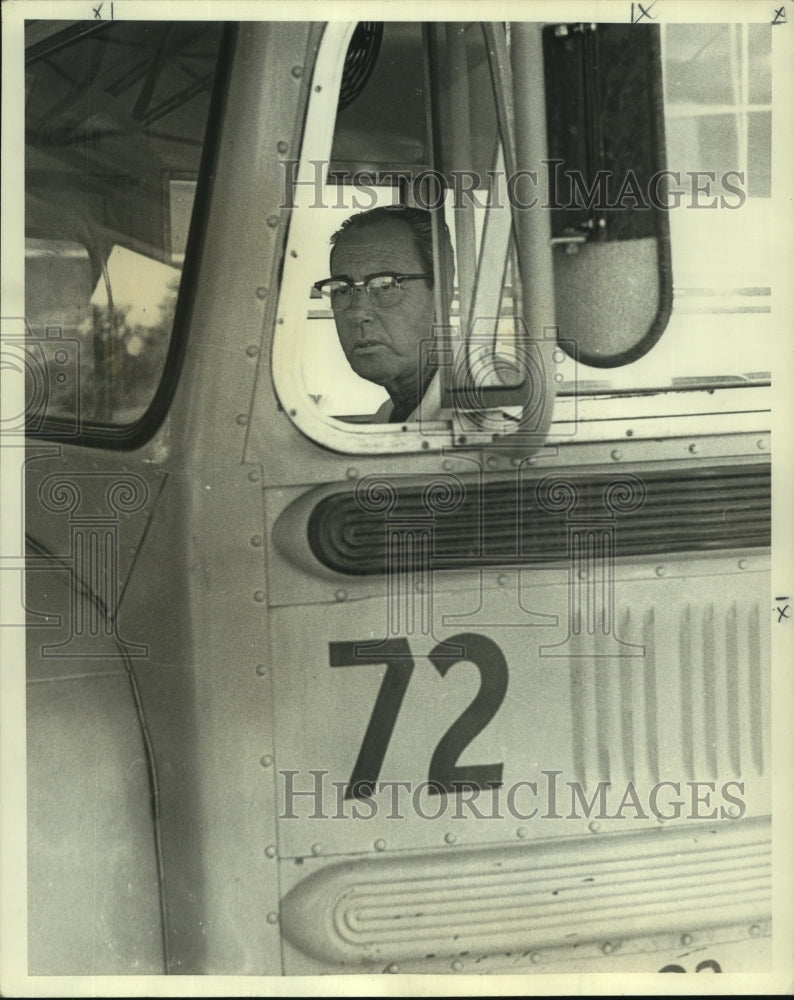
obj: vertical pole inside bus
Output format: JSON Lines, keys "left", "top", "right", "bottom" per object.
{"left": 510, "top": 21, "right": 558, "bottom": 444}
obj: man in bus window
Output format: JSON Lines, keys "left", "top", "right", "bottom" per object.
{"left": 314, "top": 206, "right": 454, "bottom": 423}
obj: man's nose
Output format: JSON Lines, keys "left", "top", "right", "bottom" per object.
{"left": 346, "top": 284, "right": 374, "bottom": 316}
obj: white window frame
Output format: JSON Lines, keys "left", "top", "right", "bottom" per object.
{"left": 271, "top": 22, "right": 772, "bottom": 457}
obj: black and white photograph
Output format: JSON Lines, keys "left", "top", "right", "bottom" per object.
{"left": 1, "top": 0, "right": 792, "bottom": 994}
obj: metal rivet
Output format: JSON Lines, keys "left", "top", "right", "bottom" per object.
{"left": 290, "top": 250, "right": 298, "bottom": 258}
{"left": 588, "top": 821, "right": 600, "bottom": 833}
{"left": 610, "top": 449, "right": 622, "bottom": 461}
{"left": 451, "top": 960, "right": 463, "bottom": 971}
{"left": 248, "top": 469, "right": 260, "bottom": 483}
{"left": 486, "top": 455, "right": 497, "bottom": 468}
{"left": 266, "top": 214, "right": 279, "bottom": 228}
{"left": 552, "top": 349, "right": 565, "bottom": 364}
{"left": 265, "top": 845, "right": 277, "bottom": 858}
{"left": 442, "top": 460, "right": 453, "bottom": 471}
{"left": 260, "top": 755, "right": 273, "bottom": 767}
{"left": 334, "top": 589, "right": 347, "bottom": 602}
{"left": 458, "top": 436, "right": 467, "bottom": 445}
{"left": 236, "top": 414, "right": 248, "bottom": 426}
{"left": 749, "top": 923, "right": 761, "bottom": 937}
{"left": 276, "top": 140, "right": 288, "bottom": 154}
{"left": 314, "top": 84, "right": 322, "bottom": 92}
{"left": 266, "top": 911, "right": 279, "bottom": 924}
{"left": 578, "top": 568, "right": 588, "bottom": 581}
{"left": 291, "top": 65, "right": 303, "bottom": 78}
{"left": 530, "top": 952, "right": 541, "bottom": 964}
{"left": 246, "top": 344, "right": 260, "bottom": 358}
{"left": 386, "top": 963, "right": 399, "bottom": 974}
{"left": 421, "top": 440, "right": 430, "bottom": 450}
{"left": 516, "top": 826, "right": 528, "bottom": 839}
{"left": 602, "top": 941, "right": 614, "bottom": 954}
{"left": 251, "top": 535, "right": 263, "bottom": 547}
{"left": 311, "top": 843, "right": 322, "bottom": 855}
{"left": 738, "top": 558, "right": 749, "bottom": 570}
{"left": 346, "top": 466, "right": 359, "bottom": 480}
{"left": 444, "top": 832, "right": 457, "bottom": 845}
{"left": 374, "top": 839, "right": 386, "bottom": 852}
{"left": 255, "top": 287, "right": 267, "bottom": 300}
{"left": 554, "top": 372, "right": 564, "bottom": 383}
{"left": 289, "top": 408, "right": 297, "bottom": 417}
{"left": 625, "top": 428, "right": 633, "bottom": 437}
{"left": 688, "top": 443, "right": 698, "bottom": 454}
{"left": 756, "top": 439, "right": 766, "bottom": 450}
{"left": 497, "top": 574, "right": 508, "bottom": 587}
{"left": 655, "top": 565, "right": 666, "bottom": 577}
{"left": 681, "top": 933, "right": 692, "bottom": 946}
{"left": 256, "top": 663, "right": 267, "bottom": 676}
{"left": 254, "top": 590, "right": 266, "bottom": 603}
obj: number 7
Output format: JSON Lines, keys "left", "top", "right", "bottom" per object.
{"left": 329, "top": 639, "right": 414, "bottom": 799}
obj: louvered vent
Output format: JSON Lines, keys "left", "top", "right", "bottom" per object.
{"left": 568, "top": 597, "right": 768, "bottom": 787}
{"left": 308, "top": 464, "right": 770, "bottom": 575}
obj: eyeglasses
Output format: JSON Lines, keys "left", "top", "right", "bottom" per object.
{"left": 313, "top": 272, "right": 432, "bottom": 312}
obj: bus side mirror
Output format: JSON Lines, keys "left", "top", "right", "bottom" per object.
{"left": 544, "top": 23, "right": 672, "bottom": 367}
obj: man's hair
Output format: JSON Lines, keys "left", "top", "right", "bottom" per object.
{"left": 329, "top": 206, "right": 454, "bottom": 291}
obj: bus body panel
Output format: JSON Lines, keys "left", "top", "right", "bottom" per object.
{"left": 19, "top": 16, "right": 775, "bottom": 980}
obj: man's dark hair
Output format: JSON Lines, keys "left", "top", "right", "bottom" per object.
{"left": 329, "top": 206, "right": 454, "bottom": 291}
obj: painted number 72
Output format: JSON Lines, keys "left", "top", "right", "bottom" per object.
{"left": 329, "top": 633, "right": 508, "bottom": 800}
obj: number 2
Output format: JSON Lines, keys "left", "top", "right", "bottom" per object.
{"left": 428, "top": 634, "right": 507, "bottom": 794}
{"left": 329, "top": 633, "right": 507, "bottom": 799}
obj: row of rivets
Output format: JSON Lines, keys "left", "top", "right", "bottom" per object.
{"left": 653, "top": 558, "right": 750, "bottom": 579}
{"left": 362, "top": 925, "right": 768, "bottom": 972}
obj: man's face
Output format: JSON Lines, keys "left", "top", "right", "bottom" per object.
{"left": 330, "top": 218, "right": 435, "bottom": 389}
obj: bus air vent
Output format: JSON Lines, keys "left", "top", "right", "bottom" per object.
{"left": 338, "top": 22, "right": 383, "bottom": 111}
{"left": 308, "top": 464, "right": 770, "bottom": 575}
